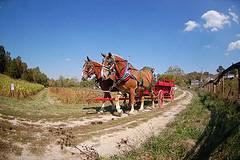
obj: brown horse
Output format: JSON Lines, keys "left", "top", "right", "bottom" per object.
{"left": 101, "top": 53, "right": 155, "bottom": 115}
{"left": 81, "top": 56, "right": 126, "bottom": 114}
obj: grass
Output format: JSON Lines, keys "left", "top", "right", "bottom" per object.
{"left": 110, "top": 91, "right": 240, "bottom": 160}
{"left": 0, "top": 88, "right": 105, "bottom": 122}
{"left": 186, "top": 92, "right": 240, "bottom": 160}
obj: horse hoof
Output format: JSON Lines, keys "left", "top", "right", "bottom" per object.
{"left": 128, "top": 111, "right": 135, "bottom": 115}
{"left": 98, "top": 111, "right": 103, "bottom": 114}
{"left": 119, "top": 111, "right": 123, "bottom": 117}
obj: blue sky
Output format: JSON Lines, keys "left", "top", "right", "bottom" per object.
{"left": 0, "top": 0, "right": 240, "bottom": 79}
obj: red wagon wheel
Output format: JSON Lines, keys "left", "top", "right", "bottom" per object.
{"left": 170, "top": 87, "right": 175, "bottom": 102}
{"left": 158, "top": 90, "right": 164, "bottom": 107}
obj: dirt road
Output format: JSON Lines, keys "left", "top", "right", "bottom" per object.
{"left": 6, "top": 89, "right": 192, "bottom": 159}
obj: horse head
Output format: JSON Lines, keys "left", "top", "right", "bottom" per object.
{"left": 101, "top": 52, "right": 118, "bottom": 80}
{"left": 81, "top": 56, "right": 95, "bottom": 81}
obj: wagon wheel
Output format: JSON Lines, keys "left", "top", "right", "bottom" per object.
{"left": 158, "top": 90, "right": 164, "bottom": 107}
{"left": 170, "top": 87, "right": 175, "bottom": 102}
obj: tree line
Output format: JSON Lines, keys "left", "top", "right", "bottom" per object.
{"left": 48, "top": 76, "right": 95, "bottom": 88}
{"left": 0, "top": 45, "right": 49, "bottom": 86}
{"left": 141, "top": 65, "right": 217, "bottom": 87}
{"left": 0, "top": 45, "right": 93, "bottom": 88}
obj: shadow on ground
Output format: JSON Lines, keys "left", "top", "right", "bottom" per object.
{"left": 82, "top": 100, "right": 162, "bottom": 115}
{"left": 184, "top": 94, "right": 240, "bottom": 160}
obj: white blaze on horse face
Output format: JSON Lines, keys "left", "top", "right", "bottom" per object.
{"left": 81, "top": 70, "right": 84, "bottom": 79}
{"left": 81, "top": 70, "right": 83, "bottom": 77}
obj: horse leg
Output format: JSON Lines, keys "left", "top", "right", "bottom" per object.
{"left": 123, "top": 93, "right": 127, "bottom": 107}
{"left": 107, "top": 92, "right": 115, "bottom": 112}
{"left": 151, "top": 92, "right": 155, "bottom": 108}
{"left": 129, "top": 89, "right": 135, "bottom": 114}
{"left": 139, "top": 93, "right": 145, "bottom": 111}
{"left": 115, "top": 92, "right": 123, "bottom": 117}
{"left": 98, "top": 93, "right": 107, "bottom": 114}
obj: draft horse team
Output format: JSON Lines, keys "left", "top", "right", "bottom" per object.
{"left": 82, "top": 52, "right": 172, "bottom": 117}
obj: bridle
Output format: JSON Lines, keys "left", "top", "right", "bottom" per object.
{"left": 102, "top": 55, "right": 126, "bottom": 76}
{"left": 83, "top": 61, "right": 95, "bottom": 78}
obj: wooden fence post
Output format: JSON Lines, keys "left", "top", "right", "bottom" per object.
{"left": 213, "top": 84, "right": 216, "bottom": 93}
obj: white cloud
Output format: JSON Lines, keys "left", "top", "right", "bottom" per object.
{"left": 184, "top": 20, "right": 200, "bottom": 32}
{"left": 201, "top": 10, "right": 230, "bottom": 31}
{"left": 65, "top": 58, "right": 71, "bottom": 62}
{"left": 211, "top": 28, "right": 218, "bottom": 32}
{"left": 228, "top": 9, "right": 239, "bottom": 24}
{"left": 227, "top": 40, "right": 240, "bottom": 51}
{"left": 224, "top": 52, "right": 230, "bottom": 56}
{"left": 204, "top": 44, "right": 211, "bottom": 48}
{"left": 236, "top": 34, "right": 240, "bottom": 37}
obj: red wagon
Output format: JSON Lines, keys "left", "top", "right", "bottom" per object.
{"left": 86, "top": 78, "right": 175, "bottom": 108}
{"left": 142, "top": 78, "right": 175, "bottom": 107}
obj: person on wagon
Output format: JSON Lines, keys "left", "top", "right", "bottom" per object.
{"left": 151, "top": 68, "right": 158, "bottom": 83}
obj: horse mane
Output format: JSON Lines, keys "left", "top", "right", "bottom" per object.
{"left": 112, "top": 54, "right": 125, "bottom": 61}
{"left": 92, "top": 60, "right": 102, "bottom": 67}
{"left": 111, "top": 53, "right": 138, "bottom": 70}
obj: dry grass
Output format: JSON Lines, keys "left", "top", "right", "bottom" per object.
{"left": 50, "top": 87, "right": 118, "bottom": 105}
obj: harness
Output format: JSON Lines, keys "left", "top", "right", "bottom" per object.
{"left": 103, "top": 56, "right": 150, "bottom": 90}
{"left": 83, "top": 61, "right": 95, "bottom": 79}
{"left": 83, "top": 60, "right": 119, "bottom": 92}
{"left": 83, "top": 61, "right": 103, "bottom": 85}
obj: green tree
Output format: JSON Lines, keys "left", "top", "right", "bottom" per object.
{"left": 15, "top": 56, "right": 23, "bottom": 76}
{"left": 58, "top": 75, "right": 65, "bottom": 87}
{"left": 164, "top": 66, "right": 186, "bottom": 86}
{"left": 165, "top": 66, "right": 184, "bottom": 76}
{"left": 216, "top": 66, "right": 225, "bottom": 74}
{"left": 27, "top": 68, "right": 34, "bottom": 82}
{"left": 21, "top": 72, "right": 29, "bottom": 80}
{"left": 20, "top": 62, "right": 29, "bottom": 80}
{"left": 4, "top": 51, "right": 11, "bottom": 74}
{"left": 141, "top": 66, "right": 153, "bottom": 71}
{"left": 31, "top": 67, "right": 48, "bottom": 86}
{"left": 8, "top": 58, "right": 20, "bottom": 78}
{"left": 0, "top": 45, "right": 6, "bottom": 73}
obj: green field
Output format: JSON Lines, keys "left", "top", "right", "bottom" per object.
{"left": 0, "top": 74, "right": 44, "bottom": 99}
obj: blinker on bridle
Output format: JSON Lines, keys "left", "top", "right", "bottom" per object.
{"left": 83, "top": 61, "right": 95, "bottom": 78}
{"left": 102, "top": 56, "right": 116, "bottom": 72}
